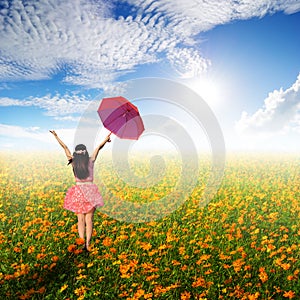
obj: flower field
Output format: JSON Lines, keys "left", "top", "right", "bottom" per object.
{"left": 0, "top": 152, "right": 299, "bottom": 300}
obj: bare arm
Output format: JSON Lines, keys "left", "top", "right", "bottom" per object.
{"left": 49, "top": 130, "right": 73, "bottom": 161}
{"left": 91, "top": 133, "right": 111, "bottom": 162}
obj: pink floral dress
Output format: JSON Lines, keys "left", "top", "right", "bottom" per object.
{"left": 63, "top": 159, "right": 104, "bottom": 214}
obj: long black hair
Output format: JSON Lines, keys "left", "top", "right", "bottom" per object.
{"left": 69, "top": 144, "right": 90, "bottom": 179}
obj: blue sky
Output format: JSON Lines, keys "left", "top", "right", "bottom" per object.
{"left": 0, "top": 0, "right": 300, "bottom": 153}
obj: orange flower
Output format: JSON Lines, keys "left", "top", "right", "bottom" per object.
{"left": 71, "top": 224, "right": 77, "bottom": 233}
{"left": 76, "top": 238, "right": 85, "bottom": 245}
{"left": 248, "top": 292, "right": 260, "bottom": 300}
{"left": 258, "top": 267, "right": 268, "bottom": 283}
{"left": 67, "top": 244, "right": 76, "bottom": 253}
{"left": 232, "top": 259, "right": 245, "bottom": 272}
{"left": 219, "top": 253, "right": 231, "bottom": 260}
{"left": 146, "top": 274, "right": 159, "bottom": 281}
{"left": 140, "top": 242, "right": 152, "bottom": 250}
{"left": 118, "top": 291, "right": 129, "bottom": 297}
{"left": 181, "top": 291, "right": 191, "bottom": 300}
{"left": 119, "top": 264, "right": 131, "bottom": 275}
{"left": 281, "top": 263, "right": 291, "bottom": 270}
{"left": 144, "top": 293, "right": 153, "bottom": 299}
{"left": 74, "top": 249, "right": 83, "bottom": 255}
{"left": 244, "top": 265, "right": 251, "bottom": 271}
{"left": 134, "top": 289, "right": 145, "bottom": 298}
{"left": 267, "top": 243, "right": 276, "bottom": 251}
{"left": 37, "top": 286, "right": 46, "bottom": 294}
{"left": 36, "top": 253, "right": 47, "bottom": 260}
{"left": 172, "top": 260, "right": 181, "bottom": 266}
{"left": 196, "top": 254, "right": 211, "bottom": 265}
{"left": 192, "top": 277, "right": 207, "bottom": 288}
{"left": 118, "top": 253, "right": 128, "bottom": 260}
{"left": 102, "top": 237, "right": 113, "bottom": 247}
{"left": 181, "top": 265, "right": 188, "bottom": 271}
{"left": 52, "top": 256, "right": 59, "bottom": 262}
{"left": 283, "top": 290, "right": 295, "bottom": 299}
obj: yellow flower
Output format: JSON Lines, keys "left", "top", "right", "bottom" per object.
{"left": 76, "top": 274, "right": 87, "bottom": 280}
{"left": 74, "top": 286, "right": 88, "bottom": 296}
{"left": 87, "top": 262, "right": 94, "bottom": 268}
{"left": 60, "top": 284, "right": 68, "bottom": 292}
{"left": 27, "top": 246, "right": 35, "bottom": 254}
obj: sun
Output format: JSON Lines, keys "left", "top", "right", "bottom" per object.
{"left": 185, "top": 77, "right": 222, "bottom": 108}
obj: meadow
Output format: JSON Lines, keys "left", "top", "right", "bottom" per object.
{"left": 0, "top": 152, "right": 299, "bottom": 299}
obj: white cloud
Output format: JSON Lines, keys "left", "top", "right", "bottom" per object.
{"left": 236, "top": 74, "right": 300, "bottom": 136}
{"left": 54, "top": 116, "right": 81, "bottom": 122}
{"left": 125, "top": 0, "right": 300, "bottom": 32}
{"left": 166, "top": 47, "right": 211, "bottom": 78}
{"left": 124, "top": 0, "right": 300, "bottom": 78}
{"left": 0, "top": 123, "right": 51, "bottom": 143}
{"left": 0, "top": 124, "right": 77, "bottom": 150}
{"left": 0, "top": 0, "right": 299, "bottom": 87}
{"left": 0, "top": 94, "right": 92, "bottom": 117}
{"left": 0, "top": 0, "right": 166, "bottom": 87}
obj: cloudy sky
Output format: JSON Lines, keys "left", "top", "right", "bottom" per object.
{"left": 0, "top": 0, "right": 300, "bottom": 153}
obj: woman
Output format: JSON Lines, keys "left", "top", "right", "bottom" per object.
{"left": 50, "top": 130, "right": 111, "bottom": 251}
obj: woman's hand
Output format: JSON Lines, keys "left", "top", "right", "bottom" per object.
{"left": 49, "top": 130, "right": 57, "bottom": 136}
{"left": 49, "top": 130, "right": 72, "bottom": 160}
{"left": 106, "top": 134, "right": 111, "bottom": 143}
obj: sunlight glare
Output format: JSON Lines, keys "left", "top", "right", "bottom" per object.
{"left": 186, "top": 77, "right": 222, "bottom": 108}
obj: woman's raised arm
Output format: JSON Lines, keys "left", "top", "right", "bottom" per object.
{"left": 91, "top": 133, "right": 111, "bottom": 162}
{"left": 49, "top": 130, "right": 73, "bottom": 161}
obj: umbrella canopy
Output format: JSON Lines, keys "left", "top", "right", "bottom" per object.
{"left": 97, "top": 96, "right": 144, "bottom": 140}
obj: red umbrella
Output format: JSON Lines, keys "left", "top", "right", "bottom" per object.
{"left": 97, "top": 96, "right": 144, "bottom": 140}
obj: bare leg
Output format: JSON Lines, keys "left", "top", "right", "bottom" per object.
{"left": 77, "top": 213, "right": 85, "bottom": 240}
{"left": 85, "top": 208, "right": 95, "bottom": 250}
